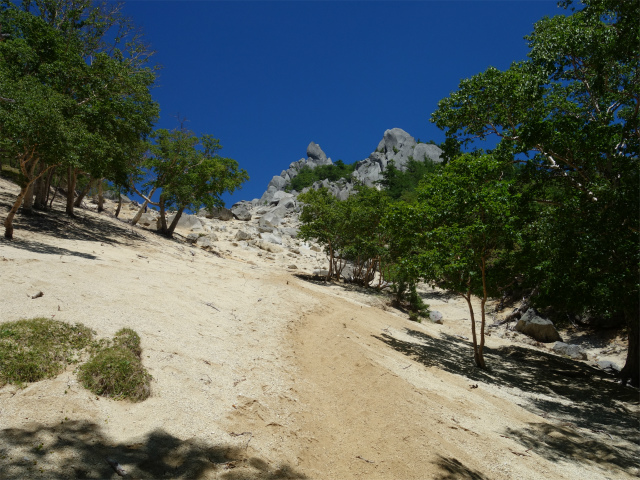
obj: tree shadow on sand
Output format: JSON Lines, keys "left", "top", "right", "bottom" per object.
{"left": 293, "top": 273, "right": 388, "bottom": 298}
{"left": 0, "top": 420, "right": 307, "bottom": 479}
{"left": 373, "top": 329, "right": 639, "bottom": 475}
{"left": 433, "top": 456, "right": 489, "bottom": 480}
{"left": 0, "top": 237, "right": 98, "bottom": 260}
{"left": 9, "top": 208, "right": 145, "bottom": 245}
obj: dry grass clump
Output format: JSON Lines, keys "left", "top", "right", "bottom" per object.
{"left": 78, "top": 327, "right": 151, "bottom": 402}
{"left": 0, "top": 318, "right": 94, "bottom": 387}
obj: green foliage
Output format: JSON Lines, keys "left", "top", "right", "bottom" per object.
{"left": 378, "top": 157, "right": 442, "bottom": 202}
{"left": 0, "top": 318, "right": 151, "bottom": 401}
{"left": 0, "top": 3, "right": 158, "bottom": 236}
{"left": 299, "top": 185, "right": 389, "bottom": 285}
{"left": 430, "top": 0, "right": 639, "bottom": 382}
{"left": 416, "top": 154, "right": 521, "bottom": 367}
{"left": 142, "top": 128, "right": 249, "bottom": 237}
{"left": 286, "top": 160, "right": 356, "bottom": 192}
{"left": 0, "top": 318, "right": 94, "bottom": 387}
{"left": 78, "top": 327, "right": 151, "bottom": 402}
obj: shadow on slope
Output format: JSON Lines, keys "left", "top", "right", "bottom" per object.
{"left": 433, "top": 455, "right": 489, "bottom": 480}
{"left": 0, "top": 420, "right": 306, "bottom": 479}
{"left": 293, "top": 273, "right": 388, "bottom": 298}
{"left": 0, "top": 237, "right": 98, "bottom": 260}
{"left": 373, "top": 329, "right": 639, "bottom": 475}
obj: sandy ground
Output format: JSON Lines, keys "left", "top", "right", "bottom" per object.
{"left": 0, "top": 178, "right": 638, "bottom": 479}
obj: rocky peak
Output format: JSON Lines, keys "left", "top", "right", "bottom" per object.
{"left": 258, "top": 128, "right": 444, "bottom": 204}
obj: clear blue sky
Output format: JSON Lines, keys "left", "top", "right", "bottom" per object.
{"left": 122, "top": 0, "right": 563, "bottom": 205}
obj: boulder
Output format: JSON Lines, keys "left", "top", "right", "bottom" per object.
{"left": 186, "top": 233, "right": 200, "bottom": 244}
{"left": 259, "top": 211, "right": 283, "bottom": 230}
{"left": 167, "top": 213, "right": 203, "bottom": 232}
{"left": 260, "top": 232, "right": 283, "bottom": 245}
{"left": 137, "top": 212, "right": 159, "bottom": 229}
{"left": 278, "top": 197, "right": 296, "bottom": 209}
{"left": 377, "top": 127, "right": 416, "bottom": 155}
{"left": 553, "top": 342, "right": 587, "bottom": 360}
{"left": 268, "top": 175, "right": 287, "bottom": 191}
{"left": 235, "top": 230, "right": 253, "bottom": 241}
{"left": 255, "top": 240, "right": 283, "bottom": 253}
{"left": 200, "top": 207, "right": 234, "bottom": 221}
{"left": 596, "top": 360, "right": 620, "bottom": 373}
{"left": 515, "top": 309, "right": 562, "bottom": 343}
{"left": 413, "top": 143, "right": 444, "bottom": 164}
{"left": 306, "top": 142, "right": 329, "bottom": 165}
{"left": 231, "top": 202, "right": 252, "bottom": 221}
{"left": 271, "top": 191, "right": 294, "bottom": 204}
{"left": 279, "top": 227, "right": 299, "bottom": 238}
{"left": 196, "top": 234, "right": 218, "bottom": 249}
{"left": 430, "top": 311, "right": 444, "bottom": 324}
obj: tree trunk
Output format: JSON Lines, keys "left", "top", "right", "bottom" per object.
{"left": 66, "top": 167, "right": 77, "bottom": 216}
{"left": 158, "top": 198, "right": 168, "bottom": 233}
{"left": 97, "top": 180, "right": 104, "bottom": 212}
{"left": 479, "top": 257, "right": 488, "bottom": 367}
{"left": 21, "top": 181, "right": 35, "bottom": 214}
{"left": 166, "top": 205, "right": 186, "bottom": 237}
{"left": 41, "top": 167, "right": 56, "bottom": 209}
{"left": 619, "top": 310, "right": 639, "bottom": 387}
{"left": 4, "top": 185, "right": 29, "bottom": 239}
{"left": 33, "top": 163, "right": 48, "bottom": 210}
{"left": 464, "top": 288, "right": 486, "bottom": 369}
{"left": 131, "top": 186, "right": 157, "bottom": 226}
{"left": 115, "top": 193, "right": 122, "bottom": 218}
{"left": 74, "top": 176, "right": 93, "bottom": 207}
{"left": 49, "top": 172, "right": 61, "bottom": 210}
{"left": 4, "top": 151, "right": 55, "bottom": 239}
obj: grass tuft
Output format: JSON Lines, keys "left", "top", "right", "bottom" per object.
{"left": 0, "top": 318, "right": 94, "bottom": 387}
{"left": 78, "top": 328, "right": 151, "bottom": 402}
{"left": 113, "top": 327, "right": 142, "bottom": 357}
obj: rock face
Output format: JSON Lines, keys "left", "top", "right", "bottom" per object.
{"left": 515, "top": 309, "right": 563, "bottom": 343}
{"left": 257, "top": 128, "right": 443, "bottom": 204}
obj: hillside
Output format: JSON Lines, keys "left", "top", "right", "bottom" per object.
{"left": 0, "top": 176, "right": 638, "bottom": 480}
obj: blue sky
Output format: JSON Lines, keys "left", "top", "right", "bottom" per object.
{"left": 121, "top": 0, "right": 563, "bottom": 205}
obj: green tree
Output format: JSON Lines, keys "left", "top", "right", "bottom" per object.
{"left": 431, "top": 0, "right": 639, "bottom": 385}
{"left": 381, "top": 200, "right": 432, "bottom": 319}
{"left": 3, "top": 0, "right": 158, "bottom": 218}
{"left": 298, "top": 187, "right": 345, "bottom": 279}
{"left": 286, "top": 160, "right": 356, "bottom": 192}
{"left": 416, "top": 154, "right": 521, "bottom": 368}
{"left": 0, "top": 3, "right": 158, "bottom": 237}
{"left": 0, "top": 8, "right": 82, "bottom": 238}
{"left": 378, "top": 157, "right": 442, "bottom": 202}
{"left": 138, "top": 128, "right": 248, "bottom": 238}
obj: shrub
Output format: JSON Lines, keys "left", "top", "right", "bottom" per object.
{"left": 0, "top": 318, "right": 94, "bottom": 386}
{"left": 78, "top": 327, "right": 151, "bottom": 402}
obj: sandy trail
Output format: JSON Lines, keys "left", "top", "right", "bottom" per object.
{"left": 0, "top": 178, "right": 638, "bottom": 479}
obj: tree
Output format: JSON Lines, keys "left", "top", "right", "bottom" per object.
{"left": 137, "top": 128, "right": 248, "bottom": 238}
{"left": 0, "top": 2, "right": 158, "bottom": 236}
{"left": 431, "top": 0, "right": 639, "bottom": 385}
{"left": 378, "top": 156, "right": 442, "bottom": 202}
{"left": 416, "top": 154, "right": 521, "bottom": 368}
{"left": 298, "top": 187, "right": 345, "bottom": 279}
{"left": 0, "top": 8, "right": 82, "bottom": 238}
{"left": 6, "top": 0, "right": 158, "bottom": 218}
